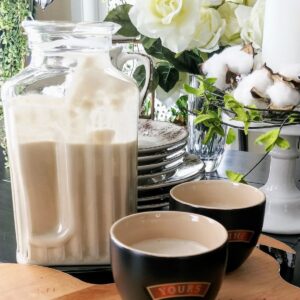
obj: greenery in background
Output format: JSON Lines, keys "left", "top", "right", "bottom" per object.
{"left": 184, "top": 76, "right": 292, "bottom": 183}
{"left": 0, "top": 0, "right": 32, "bottom": 164}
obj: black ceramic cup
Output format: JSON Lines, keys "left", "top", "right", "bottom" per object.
{"left": 110, "top": 211, "right": 228, "bottom": 300}
{"left": 170, "top": 180, "right": 266, "bottom": 272}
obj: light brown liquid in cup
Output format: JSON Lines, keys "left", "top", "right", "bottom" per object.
{"left": 131, "top": 238, "right": 209, "bottom": 256}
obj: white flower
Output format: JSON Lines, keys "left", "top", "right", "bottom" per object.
{"left": 129, "top": 0, "right": 202, "bottom": 53}
{"left": 218, "top": 2, "right": 242, "bottom": 46}
{"left": 240, "top": 0, "right": 265, "bottom": 50}
{"left": 202, "top": 0, "right": 224, "bottom": 7}
{"left": 225, "top": 0, "right": 256, "bottom": 5}
{"left": 189, "top": 7, "right": 225, "bottom": 52}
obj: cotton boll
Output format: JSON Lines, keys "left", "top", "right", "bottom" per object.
{"left": 222, "top": 45, "right": 254, "bottom": 75}
{"left": 253, "top": 52, "right": 264, "bottom": 70}
{"left": 278, "top": 64, "right": 300, "bottom": 82}
{"left": 233, "top": 69, "right": 273, "bottom": 107}
{"left": 202, "top": 54, "right": 229, "bottom": 90}
{"left": 233, "top": 86, "right": 255, "bottom": 106}
{"left": 267, "top": 81, "right": 300, "bottom": 107}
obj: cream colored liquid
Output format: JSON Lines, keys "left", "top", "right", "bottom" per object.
{"left": 131, "top": 238, "right": 209, "bottom": 256}
{"left": 15, "top": 140, "right": 137, "bottom": 264}
{"left": 7, "top": 54, "right": 139, "bottom": 265}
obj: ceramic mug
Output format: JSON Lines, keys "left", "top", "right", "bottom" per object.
{"left": 170, "top": 180, "right": 266, "bottom": 272}
{"left": 110, "top": 211, "right": 228, "bottom": 300}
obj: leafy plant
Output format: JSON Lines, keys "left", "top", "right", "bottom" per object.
{"left": 184, "top": 76, "right": 291, "bottom": 183}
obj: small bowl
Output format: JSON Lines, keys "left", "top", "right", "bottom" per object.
{"left": 110, "top": 211, "right": 228, "bottom": 300}
{"left": 170, "top": 180, "right": 266, "bottom": 272}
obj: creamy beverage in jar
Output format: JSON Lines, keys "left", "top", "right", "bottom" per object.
{"left": 6, "top": 54, "right": 139, "bottom": 265}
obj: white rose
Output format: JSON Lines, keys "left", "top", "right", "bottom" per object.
{"left": 240, "top": 0, "right": 265, "bottom": 50}
{"left": 190, "top": 7, "right": 225, "bottom": 52}
{"left": 202, "top": 0, "right": 224, "bottom": 7}
{"left": 129, "top": 0, "right": 202, "bottom": 53}
{"left": 218, "top": 2, "right": 242, "bottom": 46}
{"left": 225, "top": 0, "right": 256, "bottom": 5}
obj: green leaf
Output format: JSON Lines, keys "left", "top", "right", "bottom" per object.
{"left": 133, "top": 65, "right": 146, "bottom": 90}
{"left": 183, "top": 84, "right": 203, "bottom": 97}
{"left": 226, "top": 128, "right": 236, "bottom": 145}
{"left": 194, "top": 113, "right": 217, "bottom": 125}
{"left": 104, "top": 4, "right": 139, "bottom": 37}
{"left": 276, "top": 137, "right": 290, "bottom": 150}
{"left": 141, "top": 37, "right": 157, "bottom": 49}
{"left": 162, "top": 47, "right": 202, "bottom": 74}
{"left": 141, "top": 37, "right": 166, "bottom": 60}
{"left": 157, "top": 64, "right": 179, "bottom": 92}
{"left": 226, "top": 170, "right": 247, "bottom": 183}
{"left": 255, "top": 129, "right": 280, "bottom": 152}
{"left": 141, "top": 38, "right": 202, "bottom": 73}
{"left": 203, "top": 127, "right": 215, "bottom": 144}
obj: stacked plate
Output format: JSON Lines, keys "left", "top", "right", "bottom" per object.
{"left": 137, "top": 119, "right": 205, "bottom": 211}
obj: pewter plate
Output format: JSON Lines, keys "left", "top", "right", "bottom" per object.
{"left": 138, "top": 152, "right": 185, "bottom": 172}
{"left": 138, "top": 155, "right": 205, "bottom": 191}
{"left": 138, "top": 119, "right": 188, "bottom": 154}
{"left": 138, "top": 148, "right": 186, "bottom": 164}
{"left": 138, "top": 193, "right": 170, "bottom": 203}
{"left": 137, "top": 202, "right": 169, "bottom": 211}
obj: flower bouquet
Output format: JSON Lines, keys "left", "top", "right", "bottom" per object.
{"left": 106, "top": 0, "right": 300, "bottom": 182}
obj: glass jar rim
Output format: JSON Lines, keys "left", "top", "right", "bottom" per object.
{"left": 22, "top": 20, "right": 121, "bottom": 36}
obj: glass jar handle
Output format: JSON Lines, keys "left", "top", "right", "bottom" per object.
{"left": 112, "top": 49, "right": 152, "bottom": 110}
{"left": 28, "top": 185, "right": 75, "bottom": 248}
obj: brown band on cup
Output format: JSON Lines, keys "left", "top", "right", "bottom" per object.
{"left": 228, "top": 230, "right": 254, "bottom": 243}
{"left": 147, "top": 282, "right": 211, "bottom": 299}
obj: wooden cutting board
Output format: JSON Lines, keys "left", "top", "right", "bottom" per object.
{"left": 0, "top": 235, "right": 299, "bottom": 300}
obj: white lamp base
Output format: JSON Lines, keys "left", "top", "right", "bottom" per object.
{"left": 261, "top": 135, "right": 300, "bottom": 234}
{"left": 223, "top": 114, "right": 300, "bottom": 234}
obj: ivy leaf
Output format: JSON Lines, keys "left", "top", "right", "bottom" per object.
{"left": 133, "top": 65, "right": 146, "bottom": 90}
{"left": 104, "top": 4, "right": 139, "bottom": 37}
{"left": 226, "top": 170, "right": 247, "bottom": 184}
{"left": 141, "top": 37, "right": 165, "bottom": 60}
{"left": 141, "top": 38, "right": 202, "bottom": 73}
{"left": 133, "top": 65, "right": 159, "bottom": 92}
{"left": 276, "top": 137, "right": 290, "bottom": 150}
{"left": 226, "top": 128, "right": 236, "bottom": 145}
{"left": 255, "top": 129, "right": 280, "bottom": 152}
{"left": 157, "top": 64, "right": 179, "bottom": 92}
{"left": 141, "top": 37, "right": 157, "bottom": 49}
